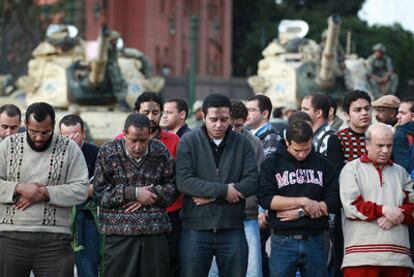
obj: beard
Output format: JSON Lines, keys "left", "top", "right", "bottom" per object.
{"left": 150, "top": 121, "right": 159, "bottom": 134}
{"left": 26, "top": 131, "right": 54, "bottom": 152}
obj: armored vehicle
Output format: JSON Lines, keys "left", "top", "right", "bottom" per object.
{"left": 248, "top": 15, "right": 371, "bottom": 108}
{"left": 1, "top": 24, "right": 163, "bottom": 144}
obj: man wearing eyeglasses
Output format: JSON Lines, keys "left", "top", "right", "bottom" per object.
{"left": 0, "top": 102, "right": 89, "bottom": 277}
{"left": 246, "top": 94, "right": 281, "bottom": 277}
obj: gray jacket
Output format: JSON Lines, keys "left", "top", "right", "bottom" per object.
{"left": 176, "top": 128, "right": 259, "bottom": 230}
{"left": 243, "top": 131, "right": 265, "bottom": 219}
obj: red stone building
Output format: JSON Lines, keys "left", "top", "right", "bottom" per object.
{"left": 85, "top": 0, "right": 232, "bottom": 78}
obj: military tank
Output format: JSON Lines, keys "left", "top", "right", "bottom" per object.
{"left": 248, "top": 14, "right": 371, "bottom": 108}
{"left": 0, "top": 24, "right": 164, "bottom": 145}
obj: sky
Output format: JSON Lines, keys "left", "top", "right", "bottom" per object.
{"left": 358, "top": 0, "right": 414, "bottom": 34}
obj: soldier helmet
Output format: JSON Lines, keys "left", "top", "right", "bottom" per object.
{"left": 372, "top": 43, "right": 386, "bottom": 53}
{"left": 109, "top": 31, "right": 121, "bottom": 40}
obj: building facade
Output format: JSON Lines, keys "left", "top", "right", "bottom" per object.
{"left": 85, "top": 0, "right": 232, "bottom": 78}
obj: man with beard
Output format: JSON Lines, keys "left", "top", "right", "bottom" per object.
{"left": 0, "top": 104, "right": 21, "bottom": 141}
{"left": 116, "top": 91, "right": 181, "bottom": 276}
{"left": 371, "top": 95, "right": 400, "bottom": 127}
{"left": 0, "top": 102, "right": 88, "bottom": 277}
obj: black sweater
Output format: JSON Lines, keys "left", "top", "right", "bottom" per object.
{"left": 258, "top": 141, "right": 340, "bottom": 235}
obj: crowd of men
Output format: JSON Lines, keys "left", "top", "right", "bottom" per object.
{"left": 0, "top": 89, "right": 413, "bottom": 277}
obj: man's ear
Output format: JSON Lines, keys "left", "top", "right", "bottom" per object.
{"left": 343, "top": 111, "right": 350, "bottom": 122}
{"left": 315, "top": 109, "right": 323, "bottom": 119}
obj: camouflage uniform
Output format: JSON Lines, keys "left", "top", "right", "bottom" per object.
{"left": 366, "top": 44, "right": 398, "bottom": 98}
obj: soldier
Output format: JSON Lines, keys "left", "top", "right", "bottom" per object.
{"left": 366, "top": 43, "right": 399, "bottom": 98}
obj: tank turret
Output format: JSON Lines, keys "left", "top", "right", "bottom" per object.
{"left": 88, "top": 27, "right": 110, "bottom": 87}
{"left": 0, "top": 24, "right": 164, "bottom": 145}
{"left": 318, "top": 14, "right": 341, "bottom": 89}
{"left": 248, "top": 14, "right": 370, "bottom": 108}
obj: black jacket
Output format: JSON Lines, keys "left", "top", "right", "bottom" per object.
{"left": 258, "top": 141, "right": 340, "bottom": 235}
{"left": 393, "top": 121, "right": 414, "bottom": 171}
{"left": 82, "top": 142, "right": 100, "bottom": 179}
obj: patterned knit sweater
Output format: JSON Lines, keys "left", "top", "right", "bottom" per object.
{"left": 339, "top": 156, "right": 414, "bottom": 268}
{"left": 337, "top": 127, "right": 367, "bottom": 163}
{"left": 93, "top": 138, "right": 177, "bottom": 235}
{"left": 0, "top": 133, "right": 89, "bottom": 234}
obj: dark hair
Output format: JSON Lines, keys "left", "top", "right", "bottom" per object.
{"left": 59, "top": 114, "right": 84, "bottom": 131}
{"left": 286, "top": 120, "right": 314, "bottom": 143}
{"left": 306, "top": 93, "right": 330, "bottom": 120}
{"left": 25, "top": 102, "right": 55, "bottom": 125}
{"left": 343, "top": 90, "right": 371, "bottom": 114}
{"left": 166, "top": 98, "right": 189, "bottom": 120}
{"left": 0, "top": 104, "right": 21, "bottom": 120}
{"left": 402, "top": 96, "right": 414, "bottom": 113}
{"left": 327, "top": 96, "right": 338, "bottom": 116}
{"left": 202, "top": 93, "right": 231, "bottom": 115}
{"left": 288, "top": 111, "right": 312, "bottom": 125}
{"left": 248, "top": 94, "right": 272, "bottom": 120}
{"left": 124, "top": 113, "right": 151, "bottom": 132}
{"left": 231, "top": 100, "right": 248, "bottom": 121}
{"left": 134, "top": 91, "right": 164, "bottom": 112}
{"left": 272, "top": 107, "right": 283, "bottom": 119}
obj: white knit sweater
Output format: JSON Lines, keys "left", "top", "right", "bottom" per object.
{"left": 340, "top": 156, "right": 414, "bottom": 269}
{"left": 0, "top": 133, "right": 88, "bottom": 234}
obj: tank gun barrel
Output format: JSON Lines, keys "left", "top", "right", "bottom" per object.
{"left": 89, "top": 26, "right": 110, "bottom": 87}
{"left": 318, "top": 14, "right": 341, "bottom": 88}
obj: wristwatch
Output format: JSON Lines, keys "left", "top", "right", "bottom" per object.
{"left": 297, "top": 208, "right": 305, "bottom": 218}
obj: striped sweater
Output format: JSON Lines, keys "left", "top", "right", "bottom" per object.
{"left": 339, "top": 155, "right": 414, "bottom": 268}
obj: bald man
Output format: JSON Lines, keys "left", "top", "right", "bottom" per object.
{"left": 339, "top": 123, "right": 414, "bottom": 277}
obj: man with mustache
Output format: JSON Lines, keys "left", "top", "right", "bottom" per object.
{"left": 371, "top": 95, "right": 400, "bottom": 127}
{"left": 117, "top": 91, "right": 181, "bottom": 276}
{"left": 94, "top": 113, "right": 177, "bottom": 277}
{"left": 0, "top": 102, "right": 89, "bottom": 277}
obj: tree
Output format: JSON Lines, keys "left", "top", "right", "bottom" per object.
{"left": 0, "top": 0, "right": 84, "bottom": 78}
